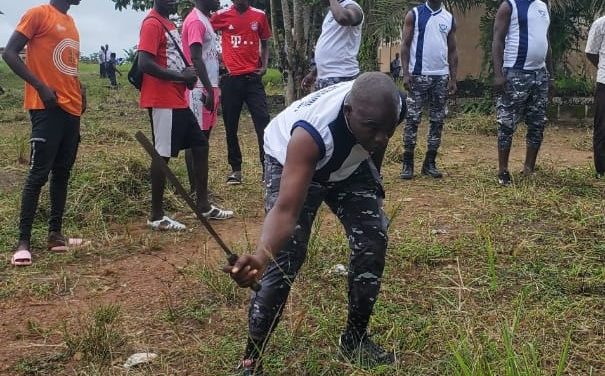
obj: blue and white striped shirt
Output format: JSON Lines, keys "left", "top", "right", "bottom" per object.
{"left": 408, "top": 3, "right": 454, "bottom": 76}
{"left": 503, "top": 0, "right": 550, "bottom": 70}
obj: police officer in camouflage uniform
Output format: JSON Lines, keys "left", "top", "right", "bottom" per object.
{"left": 223, "top": 73, "right": 405, "bottom": 375}
{"left": 400, "top": 0, "right": 458, "bottom": 179}
{"left": 493, "top": 0, "right": 553, "bottom": 186}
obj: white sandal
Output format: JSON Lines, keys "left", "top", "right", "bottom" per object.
{"left": 147, "top": 216, "right": 187, "bottom": 231}
{"left": 202, "top": 205, "right": 234, "bottom": 220}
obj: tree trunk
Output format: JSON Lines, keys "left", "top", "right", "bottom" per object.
{"left": 270, "top": 0, "right": 314, "bottom": 104}
{"left": 269, "top": 0, "right": 283, "bottom": 71}
{"left": 281, "top": 0, "right": 296, "bottom": 104}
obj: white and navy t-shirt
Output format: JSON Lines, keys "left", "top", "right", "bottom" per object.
{"left": 408, "top": 2, "right": 454, "bottom": 76}
{"left": 503, "top": 0, "right": 550, "bottom": 71}
{"left": 265, "top": 82, "right": 369, "bottom": 182}
{"left": 314, "top": 0, "right": 364, "bottom": 80}
{"left": 586, "top": 16, "right": 605, "bottom": 84}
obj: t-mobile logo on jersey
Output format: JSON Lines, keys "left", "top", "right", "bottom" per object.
{"left": 231, "top": 35, "right": 242, "bottom": 48}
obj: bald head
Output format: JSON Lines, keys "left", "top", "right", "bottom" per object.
{"left": 344, "top": 72, "right": 404, "bottom": 153}
{"left": 349, "top": 72, "right": 402, "bottom": 120}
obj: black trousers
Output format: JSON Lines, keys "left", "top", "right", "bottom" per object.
{"left": 594, "top": 83, "right": 605, "bottom": 174}
{"left": 100, "top": 62, "right": 106, "bottom": 78}
{"left": 248, "top": 156, "right": 388, "bottom": 344}
{"left": 19, "top": 108, "right": 80, "bottom": 241}
{"left": 107, "top": 68, "right": 117, "bottom": 87}
{"left": 220, "top": 73, "right": 270, "bottom": 172}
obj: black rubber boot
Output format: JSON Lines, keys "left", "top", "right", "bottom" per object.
{"left": 400, "top": 151, "right": 414, "bottom": 180}
{"left": 522, "top": 146, "right": 540, "bottom": 176}
{"left": 422, "top": 150, "right": 443, "bottom": 178}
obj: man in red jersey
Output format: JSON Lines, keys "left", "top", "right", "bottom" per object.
{"left": 211, "top": 0, "right": 271, "bottom": 185}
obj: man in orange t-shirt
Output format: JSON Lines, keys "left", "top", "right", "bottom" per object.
{"left": 2, "top": 0, "right": 86, "bottom": 266}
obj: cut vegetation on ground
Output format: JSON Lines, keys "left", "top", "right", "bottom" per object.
{"left": 0, "top": 63, "right": 604, "bottom": 375}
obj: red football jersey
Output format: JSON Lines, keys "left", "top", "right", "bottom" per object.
{"left": 211, "top": 6, "right": 271, "bottom": 76}
{"left": 138, "top": 9, "right": 188, "bottom": 109}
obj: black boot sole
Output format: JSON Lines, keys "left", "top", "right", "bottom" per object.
{"left": 421, "top": 169, "right": 443, "bottom": 178}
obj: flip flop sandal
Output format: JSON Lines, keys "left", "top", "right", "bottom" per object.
{"left": 202, "top": 205, "right": 234, "bottom": 220}
{"left": 48, "top": 237, "right": 91, "bottom": 252}
{"left": 147, "top": 216, "right": 187, "bottom": 231}
{"left": 48, "top": 238, "right": 68, "bottom": 253}
{"left": 11, "top": 250, "right": 32, "bottom": 266}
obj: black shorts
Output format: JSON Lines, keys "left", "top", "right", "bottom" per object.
{"left": 148, "top": 108, "right": 208, "bottom": 158}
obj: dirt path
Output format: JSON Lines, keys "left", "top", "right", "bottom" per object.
{"left": 0, "top": 219, "right": 262, "bottom": 374}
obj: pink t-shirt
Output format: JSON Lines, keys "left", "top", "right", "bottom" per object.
{"left": 182, "top": 8, "right": 220, "bottom": 87}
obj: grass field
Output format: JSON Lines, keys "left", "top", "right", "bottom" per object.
{"left": 0, "top": 62, "right": 604, "bottom": 375}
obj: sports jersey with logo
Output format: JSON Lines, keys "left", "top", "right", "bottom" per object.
{"left": 211, "top": 5, "right": 271, "bottom": 76}
{"left": 408, "top": 3, "right": 454, "bottom": 76}
{"left": 503, "top": 0, "right": 550, "bottom": 70}
{"left": 182, "top": 8, "right": 220, "bottom": 87}
{"left": 265, "top": 81, "right": 404, "bottom": 182}
{"left": 16, "top": 4, "right": 82, "bottom": 116}
{"left": 138, "top": 9, "right": 188, "bottom": 109}
{"left": 314, "top": 0, "right": 364, "bottom": 80}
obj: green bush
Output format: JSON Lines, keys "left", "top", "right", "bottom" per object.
{"left": 555, "top": 75, "right": 594, "bottom": 97}
{"left": 263, "top": 68, "right": 283, "bottom": 86}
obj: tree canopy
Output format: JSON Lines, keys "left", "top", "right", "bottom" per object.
{"left": 110, "top": 0, "right": 605, "bottom": 92}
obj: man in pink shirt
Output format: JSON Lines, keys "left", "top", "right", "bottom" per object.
{"left": 181, "top": 0, "right": 233, "bottom": 222}
{"left": 182, "top": 0, "right": 221, "bottom": 139}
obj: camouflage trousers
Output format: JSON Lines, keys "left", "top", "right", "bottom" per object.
{"left": 315, "top": 75, "right": 358, "bottom": 91}
{"left": 404, "top": 75, "right": 449, "bottom": 152}
{"left": 248, "top": 155, "right": 388, "bottom": 342}
{"left": 496, "top": 68, "right": 549, "bottom": 150}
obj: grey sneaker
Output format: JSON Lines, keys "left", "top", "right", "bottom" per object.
{"left": 227, "top": 171, "right": 242, "bottom": 185}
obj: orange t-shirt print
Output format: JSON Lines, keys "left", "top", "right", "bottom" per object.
{"left": 16, "top": 4, "right": 82, "bottom": 116}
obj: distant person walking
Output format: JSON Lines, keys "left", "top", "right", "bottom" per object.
{"left": 99, "top": 44, "right": 109, "bottom": 78}
{"left": 301, "top": 0, "right": 364, "bottom": 91}
{"left": 585, "top": 15, "right": 605, "bottom": 179}
{"left": 106, "top": 52, "right": 121, "bottom": 88}
{"left": 492, "top": 0, "right": 553, "bottom": 186}
{"left": 400, "top": 0, "right": 458, "bottom": 180}
{"left": 3, "top": 0, "right": 87, "bottom": 266}
{"left": 211, "top": 0, "right": 272, "bottom": 185}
